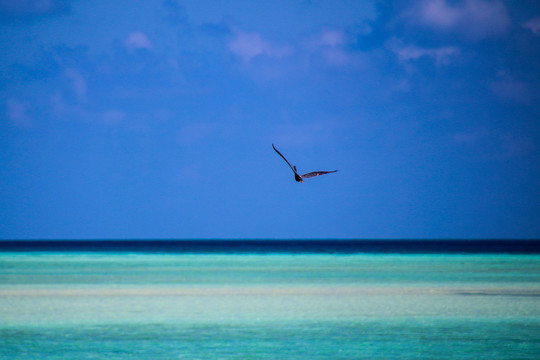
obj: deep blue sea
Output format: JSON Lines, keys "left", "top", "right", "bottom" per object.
{"left": 1, "top": 240, "right": 539, "bottom": 359}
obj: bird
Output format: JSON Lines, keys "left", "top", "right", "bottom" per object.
{"left": 272, "top": 144, "right": 337, "bottom": 182}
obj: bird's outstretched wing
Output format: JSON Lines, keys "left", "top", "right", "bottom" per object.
{"left": 301, "top": 170, "right": 338, "bottom": 178}
{"left": 272, "top": 144, "right": 297, "bottom": 174}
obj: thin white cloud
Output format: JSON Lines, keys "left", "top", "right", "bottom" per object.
{"left": 405, "top": 0, "right": 510, "bottom": 40}
{"left": 228, "top": 27, "right": 365, "bottom": 74}
{"left": 273, "top": 121, "right": 336, "bottom": 147}
{"left": 307, "top": 28, "right": 364, "bottom": 67}
{"left": 125, "top": 31, "right": 153, "bottom": 50}
{"left": 99, "top": 109, "right": 126, "bottom": 124}
{"left": 64, "top": 68, "right": 87, "bottom": 102}
{"left": 451, "top": 128, "right": 534, "bottom": 159}
{"left": 50, "top": 93, "right": 68, "bottom": 117}
{"left": 178, "top": 123, "right": 220, "bottom": 145}
{"left": 0, "top": 0, "right": 69, "bottom": 16}
{"left": 228, "top": 30, "right": 292, "bottom": 62}
{"left": 522, "top": 17, "right": 540, "bottom": 36}
{"left": 490, "top": 74, "right": 532, "bottom": 103}
{"left": 321, "top": 48, "right": 354, "bottom": 66}
{"left": 389, "top": 39, "right": 460, "bottom": 65}
{"left": 399, "top": 45, "right": 458, "bottom": 64}
{"left": 317, "top": 29, "right": 347, "bottom": 47}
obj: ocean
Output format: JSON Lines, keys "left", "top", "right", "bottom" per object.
{"left": 1, "top": 240, "right": 539, "bottom": 359}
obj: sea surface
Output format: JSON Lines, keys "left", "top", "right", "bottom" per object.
{"left": 1, "top": 240, "right": 539, "bottom": 359}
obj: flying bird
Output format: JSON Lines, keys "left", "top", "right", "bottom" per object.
{"left": 272, "top": 144, "right": 337, "bottom": 182}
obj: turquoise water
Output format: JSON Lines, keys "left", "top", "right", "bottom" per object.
{"left": 1, "top": 253, "right": 539, "bottom": 359}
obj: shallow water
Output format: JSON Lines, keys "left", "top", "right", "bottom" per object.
{"left": 1, "top": 253, "right": 539, "bottom": 359}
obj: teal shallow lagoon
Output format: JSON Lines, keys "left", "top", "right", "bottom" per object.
{"left": 1, "top": 253, "right": 540, "bottom": 358}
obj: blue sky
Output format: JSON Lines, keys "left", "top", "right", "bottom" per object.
{"left": 1, "top": 0, "right": 539, "bottom": 239}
